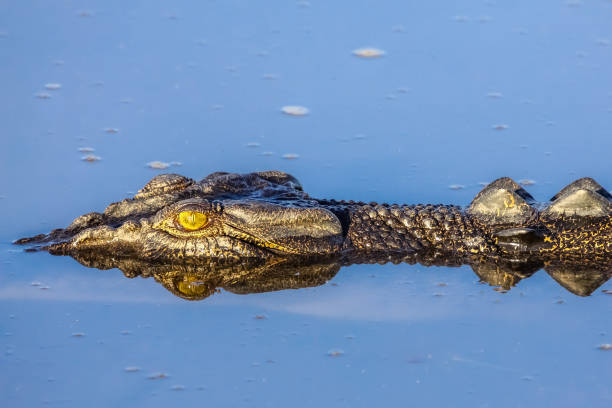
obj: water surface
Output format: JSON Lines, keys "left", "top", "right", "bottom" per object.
{"left": 1, "top": 1, "right": 612, "bottom": 407}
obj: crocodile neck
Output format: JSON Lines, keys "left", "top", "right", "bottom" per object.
{"left": 315, "top": 200, "right": 493, "bottom": 255}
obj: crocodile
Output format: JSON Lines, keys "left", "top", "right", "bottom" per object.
{"left": 15, "top": 170, "right": 612, "bottom": 296}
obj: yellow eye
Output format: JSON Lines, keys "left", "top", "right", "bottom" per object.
{"left": 177, "top": 211, "right": 208, "bottom": 231}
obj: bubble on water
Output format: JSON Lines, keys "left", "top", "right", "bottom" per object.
{"left": 566, "top": 0, "right": 582, "bottom": 6}
{"left": 104, "top": 128, "right": 119, "bottom": 134}
{"left": 281, "top": 105, "right": 309, "bottom": 116}
{"left": 327, "top": 349, "right": 344, "bottom": 357}
{"left": 487, "top": 92, "right": 503, "bottom": 99}
{"left": 297, "top": 0, "right": 311, "bottom": 8}
{"left": 120, "top": 330, "right": 132, "bottom": 336}
{"left": 147, "top": 161, "right": 170, "bottom": 170}
{"left": 0, "top": 31, "right": 7, "bottom": 38}
{"left": 35, "top": 92, "right": 52, "bottom": 99}
{"left": 391, "top": 25, "right": 406, "bottom": 33}
{"left": 246, "top": 142, "right": 261, "bottom": 148}
{"left": 352, "top": 47, "right": 385, "bottom": 58}
{"left": 171, "top": 385, "right": 185, "bottom": 391}
{"left": 124, "top": 366, "right": 141, "bottom": 373}
{"left": 519, "top": 179, "right": 536, "bottom": 186}
{"left": 397, "top": 87, "right": 410, "bottom": 94}
{"left": 449, "top": 184, "right": 465, "bottom": 190}
{"left": 211, "top": 104, "right": 224, "bottom": 110}
{"left": 492, "top": 124, "right": 509, "bottom": 130}
{"left": 31, "top": 281, "right": 42, "bottom": 287}
{"left": 479, "top": 16, "right": 492, "bottom": 23}
{"left": 282, "top": 153, "right": 300, "bottom": 160}
{"left": 196, "top": 39, "right": 207, "bottom": 46}
{"left": 596, "top": 38, "right": 610, "bottom": 47}
{"left": 262, "top": 73, "right": 279, "bottom": 80}
{"left": 120, "top": 98, "right": 133, "bottom": 104}
{"left": 261, "top": 151, "right": 274, "bottom": 156}
{"left": 453, "top": 15, "right": 470, "bottom": 22}
{"left": 44, "top": 83, "right": 61, "bottom": 90}
{"left": 598, "top": 344, "right": 612, "bottom": 350}
{"left": 170, "top": 161, "right": 182, "bottom": 166}
{"left": 81, "top": 154, "right": 101, "bottom": 163}
{"left": 78, "top": 147, "right": 95, "bottom": 153}
{"left": 53, "top": 60, "right": 64, "bottom": 66}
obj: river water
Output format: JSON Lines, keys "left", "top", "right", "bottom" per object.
{"left": 1, "top": 1, "right": 612, "bottom": 407}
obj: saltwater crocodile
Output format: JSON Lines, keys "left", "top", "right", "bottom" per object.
{"left": 15, "top": 170, "right": 612, "bottom": 297}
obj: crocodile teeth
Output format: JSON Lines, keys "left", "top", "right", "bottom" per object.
{"left": 467, "top": 177, "right": 538, "bottom": 225}
{"left": 543, "top": 178, "right": 612, "bottom": 218}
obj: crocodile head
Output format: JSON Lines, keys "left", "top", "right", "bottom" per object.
{"left": 16, "top": 171, "right": 343, "bottom": 261}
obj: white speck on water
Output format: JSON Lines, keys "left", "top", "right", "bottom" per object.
{"left": 44, "top": 83, "right": 61, "bottom": 90}
{"left": 104, "top": 128, "right": 119, "bottom": 134}
{"left": 327, "top": 349, "right": 344, "bottom": 357}
{"left": 596, "top": 38, "right": 610, "bottom": 47}
{"left": 352, "top": 47, "right": 386, "bottom": 58}
{"left": 261, "top": 151, "right": 274, "bottom": 156}
{"left": 281, "top": 105, "right": 309, "bottom": 116}
{"left": 81, "top": 154, "right": 101, "bottom": 163}
{"left": 31, "top": 281, "right": 42, "bottom": 287}
{"left": 0, "top": 31, "right": 7, "bottom": 38}
{"left": 297, "top": 1, "right": 311, "bottom": 8}
{"left": 35, "top": 92, "right": 52, "bottom": 99}
{"left": 124, "top": 366, "right": 141, "bottom": 373}
{"left": 453, "top": 15, "right": 470, "bottom": 22}
{"left": 211, "top": 104, "right": 224, "bottom": 110}
{"left": 78, "top": 147, "right": 95, "bottom": 153}
{"left": 120, "top": 330, "right": 132, "bottom": 336}
{"left": 246, "top": 142, "right": 261, "bottom": 148}
{"left": 391, "top": 25, "right": 406, "bottom": 33}
{"left": 521, "top": 375, "right": 535, "bottom": 381}
{"left": 53, "top": 59, "right": 64, "bottom": 66}
{"left": 147, "top": 161, "right": 170, "bottom": 170}
{"left": 195, "top": 39, "right": 207, "bottom": 46}
{"left": 77, "top": 10, "right": 93, "bottom": 17}
{"left": 71, "top": 332, "right": 85, "bottom": 338}
{"left": 598, "top": 344, "right": 612, "bottom": 350}
{"left": 479, "top": 16, "right": 492, "bottom": 23}
{"left": 171, "top": 385, "right": 185, "bottom": 391}
{"left": 120, "top": 98, "right": 133, "bottom": 104}
{"left": 492, "top": 124, "right": 509, "bottom": 130}
{"left": 487, "top": 92, "right": 503, "bottom": 99}
{"left": 282, "top": 153, "right": 300, "bottom": 160}
{"left": 262, "top": 73, "right": 279, "bottom": 80}
{"left": 397, "top": 87, "right": 411, "bottom": 93}
{"left": 170, "top": 161, "right": 182, "bottom": 166}
{"left": 519, "top": 179, "right": 536, "bottom": 186}
{"left": 449, "top": 184, "right": 465, "bottom": 190}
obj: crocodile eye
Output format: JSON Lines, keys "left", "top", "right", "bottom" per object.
{"left": 177, "top": 211, "right": 209, "bottom": 231}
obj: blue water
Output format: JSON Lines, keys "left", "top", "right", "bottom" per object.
{"left": 1, "top": 1, "right": 612, "bottom": 407}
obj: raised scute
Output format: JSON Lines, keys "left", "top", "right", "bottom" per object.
{"left": 467, "top": 177, "right": 537, "bottom": 225}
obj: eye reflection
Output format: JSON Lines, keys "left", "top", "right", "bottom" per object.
{"left": 177, "top": 211, "right": 209, "bottom": 231}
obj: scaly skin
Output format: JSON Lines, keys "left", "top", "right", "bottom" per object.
{"left": 15, "top": 171, "right": 612, "bottom": 261}
{"left": 15, "top": 170, "right": 612, "bottom": 297}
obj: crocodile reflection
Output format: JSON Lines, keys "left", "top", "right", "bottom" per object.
{"left": 68, "top": 250, "right": 612, "bottom": 300}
